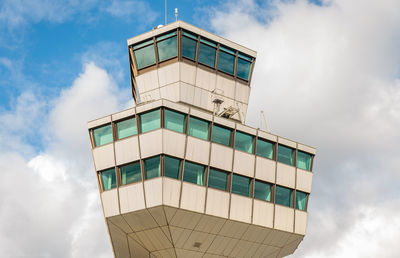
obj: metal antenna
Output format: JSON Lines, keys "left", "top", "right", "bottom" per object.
{"left": 165, "top": 0, "right": 167, "bottom": 25}
{"left": 260, "top": 110, "right": 270, "bottom": 132}
{"left": 175, "top": 8, "right": 178, "bottom": 21}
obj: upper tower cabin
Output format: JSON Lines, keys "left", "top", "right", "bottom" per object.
{"left": 127, "top": 21, "right": 256, "bottom": 123}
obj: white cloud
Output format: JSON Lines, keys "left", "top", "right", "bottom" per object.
{"left": 209, "top": 0, "right": 400, "bottom": 257}
{"left": 0, "top": 62, "right": 121, "bottom": 257}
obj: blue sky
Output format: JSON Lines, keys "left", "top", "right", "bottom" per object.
{"left": 1, "top": 0, "right": 400, "bottom": 257}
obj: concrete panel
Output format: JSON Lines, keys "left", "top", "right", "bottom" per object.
{"left": 234, "top": 82, "right": 250, "bottom": 104}
{"left": 195, "top": 215, "right": 226, "bottom": 234}
{"left": 229, "top": 194, "right": 252, "bottom": 223}
{"left": 112, "top": 108, "right": 135, "bottom": 122}
{"left": 236, "top": 123, "right": 257, "bottom": 136}
{"left": 295, "top": 210, "right": 308, "bottom": 235}
{"left": 277, "top": 137, "right": 296, "bottom": 149}
{"left": 274, "top": 205, "right": 294, "bottom": 233}
{"left": 108, "top": 222, "right": 130, "bottom": 258}
{"left": 115, "top": 136, "right": 140, "bottom": 166}
{"left": 276, "top": 163, "right": 296, "bottom": 188}
{"left": 183, "top": 230, "right": 216, "bottom": 252}
{"left": 257, "top": 130, "right": 277, "bottom": 143}
{"left": 140, "top": 88, "right": 161, "bottom": 103}
{"left": 233, "top": 150, "right": 255, "bottom": 177}
{"left": 163, "top": 178, "right": 181, "bottom": 208}
{"left": 137, "top": 69, "right": 159, "bottom": 92}
{"left": 193, "top": 86, "right": 210, "bottom": 112}
{"left": 298, "top": 143, "right": 316, "bottom": 155}
{"left": 180, "top": 182, "right": 206, "bottom": 213}
{"left": 252, "top": 199, "right": 274, "bottom": 228}
{"left": 296, "top": 169, "right": 313, "bottom": 193}
{"left": 93, "top": 144, "right": 115, "bottom": 171}
{"left": 255, "top": 156, "right": 276, "bottom": 183}
{"left": 180, "top": 82, "right": 195, "bottom": 104}
{"left": 158, "top": 62, "right": 180, "bottom": 87}
{"left": 180, "top": 62, "right": 196, "bottom": 85}
{"left": 210, "top": 143, "right": 233, "bottom": 171}
{"left": 144, "top": 177, "right": 163, "bottom": 208}
{"left": 128, "top": 236, "right": 150, "bottom": 257}
{"left": 139, "top": 129, "right": 163, "bottom": 159}
{"left": 162, "top": 99, "right": 190, "bottom": 114}
{"left": 119, "top": 182, "right": 145, "bottom": 213}
{"left": 189, "top": 106, "right": 213, "bottom": 121}
{"left": 88, "top": 116, "right": 111, "bottom": 129}
{"left": 216, "top": 75, "right": 235, "bottom": 99}
{"left": 101, "top": 189, "right": 119, "bottom": 217}
{"left": 163, "top": 129, "right": 186, "bottom": 158}
{"left": 213, "top": 116, "right": 236, "bottom": 129}
{"left": 196, "top": 67, "right": 216, "bottom": 91}
{"left": 135, "top": 99, "right": 162, "bottom": 114}
{"left": 205, "top": 188, "right": 229, "bottom": 218}
{"left": 185, "top": 136, "right": 210, "bottom": 165}
{"left": 160, "top": 83, "right": 180, "bottom": 102}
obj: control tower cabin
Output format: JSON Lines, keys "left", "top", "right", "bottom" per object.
{"left": 88, "top": 21, "right": 316, "bottom": 258}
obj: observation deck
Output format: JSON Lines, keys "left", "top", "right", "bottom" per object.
{"left": 88, "top": 21, "right": 316, "bottom": 258}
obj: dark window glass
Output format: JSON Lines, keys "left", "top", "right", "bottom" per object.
{"left": 188, "top": 117, "right": 209, "bottom": 140}
{"left": 296, "top": 191, "right": 308, "bottom": 211}
{"left": 218, "top": 47, "right": 235, "bottom": 75}
{"left": 164, "top": 109, "right": 185, "bottom": 133}
{"left": 297, "top": 151, "right": 312, "bottom": 171}
{"left": 256, "top": 139, "right": 274, "bottom": 159}
{"left": 157, "top": 32, "right": 177, "bottom": 62}
{"left": 237, "top": 58, "right": 251, "bottom": 80}
{"left": 116, "top": 118, "right": 137, "bottom": 140}
{"left": 183, "top": 161, "right": 205, "bottom": 185}
{"left": 211, "top": 124, "right": 231, "bottom": 146}
{"left": 275, "top": 185, "right": 293, "bottom": 207}
{"left": 140, "top": 109, "right": 160, "bottom": 133}
{"left": 164, "top": 156, "right": 181, "bottom": 179}
{"left": 93, "top": 124, "right": 113, "bottom": 147}
{"left": 182, "top": 33, "right": 197, "bottom": 60}
{"left": 121, "top": 162, "right": 141, "bottom": 185}
{"left": 134, "top": 44, "right": 156, "bottom": 69}
{"left": 277, "top": 144, "right": 294, "bottom": 166}
{"left": 254, "top": 180, "right": 271, "bottom": 202}
{"left": 144, "top": 156, "right": 161, "bottom": 180}
{"left": 232, "top": 174, "right": 251, "bottom": 197}
{"left": 208, "top": 169, "right": 228, "bottom": 191}
{"left": 198, "top": 40, "right": 216, "bottom": 68}
{"left": 101, "top": 168, "right": 116, "bottom": 191}
{"left": 235, "top": 131, "right": 254, "bottom": 154}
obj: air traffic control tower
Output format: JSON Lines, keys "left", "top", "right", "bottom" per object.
{"left": 88, "top": 21, "right": 316, "bottom": 257}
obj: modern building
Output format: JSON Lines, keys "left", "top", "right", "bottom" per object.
{"left": 88, "top": 21, "right": 316, "bottom": 258}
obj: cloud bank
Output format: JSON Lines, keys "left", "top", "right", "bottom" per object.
{"left": 208, "top": 0, "right": 400, "bottom": 257}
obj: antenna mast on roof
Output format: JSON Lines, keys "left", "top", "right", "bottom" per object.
{"left": 175, "top": 8, "right": 178, "bottom": 21}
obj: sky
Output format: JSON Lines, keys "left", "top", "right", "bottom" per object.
{"left": 0, "top": 0, "right": 399, "bottom": 257}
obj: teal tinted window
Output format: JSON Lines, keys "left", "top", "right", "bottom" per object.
{"left": 254, "top": 180, "right": 271, "bottom": 202}
{"left": 232, "top": 174, "right": 251, "bottom": 197}
{"left": 116, "top": 118, "right": 137, "bottom": 140}
{"left": 275, "top": 185, "right": 293, "bottom": 207}
{"left": 297, "top": 151, "right": 312, "bottom": 171}
{"left": 235, "top": 131, "right": 254, "bottom": 154}
{"left": 101, "top": 168, "right": 116, "bottom": 191}
{"left": 140, "top": 109, "right": 160, "bottom": 133}
{"left": 164, "top": 156, "right": 181, "bottom": 179}
{"left": 93, "top": 124, "right": 113, "bottom": 147}
{"left": 157, "top": 32, "right": 177, "bottom": 62}
{"left": 277, "top": 144, "right": 294, "bottom": 166}
{"left": 296, "top": 191, "right": 308, "bottom": 211}
{"left": 198, "top": 39, "right": 216, "bottom": 68}
{"left": 182, "top": 32, "right": 197, "bottom": 60}
{"left": 208, "top": 169, "right": 228, "bottom": 191}
{"left": 211, "top": 124, "right": 231, "bottom": 146}
{"left": 121, "top": 162, "right": 141, "bottom": 185}
{"left": 256, "top": 139, "right": 274, "bottom": 159}
{"left": 144, "top": 156, "right": 160, "bottom": 180}
{"left": 218, "top": 47, "right": 235, "bottom": 75}
{"left": 188, "top": 117, "right": 209, "bottom": 140}
{"left": 237, "top": 58, "right": 251, "bottom": 80}
{"left": 164, "top": 109, "right": 185, "bottom": 133}
{"left": 183, "top": 161, "right": 205, "bottom": 185}
{"left": 134, "top": 44, "right": 156, "bottom": 69}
